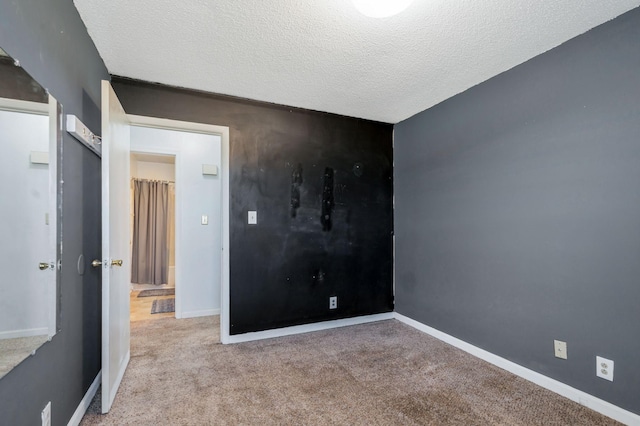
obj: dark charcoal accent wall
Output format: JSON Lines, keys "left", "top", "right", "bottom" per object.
{"left": 395, "top": 8, "right": 640, "bottom": 415}
{"left": 0, "top": 0, "right": 108, "bottom": 424}
{"left": 0, "top": 56, "right": 48, "bottom": 102}
{"left": 112, "top": 77, "right": 394, "bottom": 334}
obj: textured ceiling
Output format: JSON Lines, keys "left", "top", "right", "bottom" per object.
{"left": 73, "top": 1, "right": 640, "bottom": 123}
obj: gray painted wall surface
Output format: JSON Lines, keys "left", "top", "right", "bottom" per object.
{"left": 0, "top": 1, "right": 108, "bottom": 424}
{"left": 395, "top": 8, "right": 640, "bottom": 415}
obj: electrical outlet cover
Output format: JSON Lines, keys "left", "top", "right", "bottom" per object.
{"left": 596, "top": 356, "right": 614, "bottom": 381}
{"left": 329, "top": 296, "right": 337, "bottom": 309}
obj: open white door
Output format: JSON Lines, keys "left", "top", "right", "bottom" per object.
{"left": 101, "top": 80, "right": 131, "bottom": 413}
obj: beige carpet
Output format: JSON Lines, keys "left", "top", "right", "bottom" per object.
{"left": 81, "top": 317, "right": 620, "bottom": 425}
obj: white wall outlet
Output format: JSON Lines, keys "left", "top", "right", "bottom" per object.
{"left": 248, "top": 211, "right": 257, "bottom": 225}
{"left": 201, "top": 215, "right": 208, "bottom": 225}
{"left": 41, "top": 401, "right": 51, "bottom": 426}
{"left": 596, "top": 356, "right": 614, "bottom": 381}
{"left": 329, "top": 296, "right": 337, "bottom": 309}
{"left": 554, "top": 340, "right": 567, "bottom": 359}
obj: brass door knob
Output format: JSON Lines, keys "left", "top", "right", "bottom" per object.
{"left": 111, "top": 259, "right": 123, "bottom": 267}
{"left": 39, "top": 262, "right": 51, "bottom": 270}
{"left": 91, "top": 259, "right": 102, "bottom": 268}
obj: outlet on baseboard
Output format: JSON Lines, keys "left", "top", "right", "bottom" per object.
{"left": 41, "top": 401, "right": 51, "bottom": 426}
{"left": 596, "top": 356, "right": 614, "bottom": 381}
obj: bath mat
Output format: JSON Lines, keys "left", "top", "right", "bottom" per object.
{"left": 138, "top": 288, "right": 175, "bottom": 298}
{"left": 151, "top": 298, "right": 175, "bottom": 314}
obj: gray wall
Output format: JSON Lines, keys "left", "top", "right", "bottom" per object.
{"left": 112, "top": 78, "right": 394, "bottom": 335}
{"left": 0, "top": 0, "right": 108, "bottom": 424}
{"left": 395, "top": 8, "right": 640, "bottom": 415}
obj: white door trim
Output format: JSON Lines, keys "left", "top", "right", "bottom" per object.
{"left": 0, "top": 96, "right": 49, "bottom": 115}
{"left": 127, "top": 115, "right": 230, "bottom": 343}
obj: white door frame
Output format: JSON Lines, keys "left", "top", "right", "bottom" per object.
{"left": 127, "top": 115, "right": 230, "bottom": 342}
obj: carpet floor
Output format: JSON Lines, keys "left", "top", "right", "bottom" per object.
{"left": 80, "top": 317, "right": 620, "bottom": 425}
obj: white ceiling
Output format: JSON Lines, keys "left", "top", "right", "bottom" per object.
{"left": 74, "top": 1, "right": 640, "bottom": 123}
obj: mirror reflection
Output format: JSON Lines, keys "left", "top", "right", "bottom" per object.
{"left": 0, "top": 48, "right": 61, "bottom": 379}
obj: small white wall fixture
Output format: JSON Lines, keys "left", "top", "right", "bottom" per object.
{"left": 66, "top": 114, "right": 101, "bottom": 155}
{"left": 352, "top": 0, "right": 414, "bottom": 18}
{"left": 202, "top": 164, "right": 218, "bottom": 176}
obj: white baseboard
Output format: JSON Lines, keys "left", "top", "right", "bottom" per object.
{"left": 67, "top": 371, "right": 101, "bottom": 426}
{"left": 182, "top": 308, "right": 220, "bottom": 319}
{"left": 394, "top": 313, "right": 640, "bottom": 426}
{"left": 223, "top": 312, "right": 395, "bottom": 344}
{"left": 0, "top": 327, "right": 48, "bottom": 340}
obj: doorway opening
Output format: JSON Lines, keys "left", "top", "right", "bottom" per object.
{"left": 126, "top": 117, "right": 227, "bottom": 327}
{"left": 129, "top": 152, "right": 176, "bottom": 322}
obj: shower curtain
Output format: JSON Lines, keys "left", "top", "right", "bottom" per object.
{"left": 131, "top": 179, "right": 170, "bottom": 285}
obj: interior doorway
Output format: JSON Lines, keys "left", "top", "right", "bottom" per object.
{"left": 129, "top": 152, "right": 176, "bottom": 321}
{"left": 125, "top": 117, "right": 227, "bottom": 325}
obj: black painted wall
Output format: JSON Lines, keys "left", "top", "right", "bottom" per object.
{"left": 0, "top": 1, "right": 107, "bottom": 424}
{"left": 112, "top": 78, "right": 394, "bottom": 334}
{"left": 395, "top": 8, "right": 640, "bottom": 415}
{"left": 0, "top": 56, "right": 48, "bottom": 102}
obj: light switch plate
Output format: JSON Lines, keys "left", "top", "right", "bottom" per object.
{"left": 248, "top": 211, "right": 257, "bottom": 225}
{"left": 201, "top": 215, "right": 208, "bottom": 225}
{"left": 554, "top": 340, "right": 567, "bottom": 359}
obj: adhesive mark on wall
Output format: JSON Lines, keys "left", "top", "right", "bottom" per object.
{"left": 353, "top": 162, "right": 364, "bottom": 177}
{"left": 290, "top": 163, "right": 303, "bottom": 218}
{"left": 321, "top": 167, "right": 334, "bottom": 231}
{"left": 312, "top": 268, "right": 325, "bottom": 286}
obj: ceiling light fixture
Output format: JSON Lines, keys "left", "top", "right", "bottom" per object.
{"left": 352, "top": 0, "right": 414, "bottom": 18}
